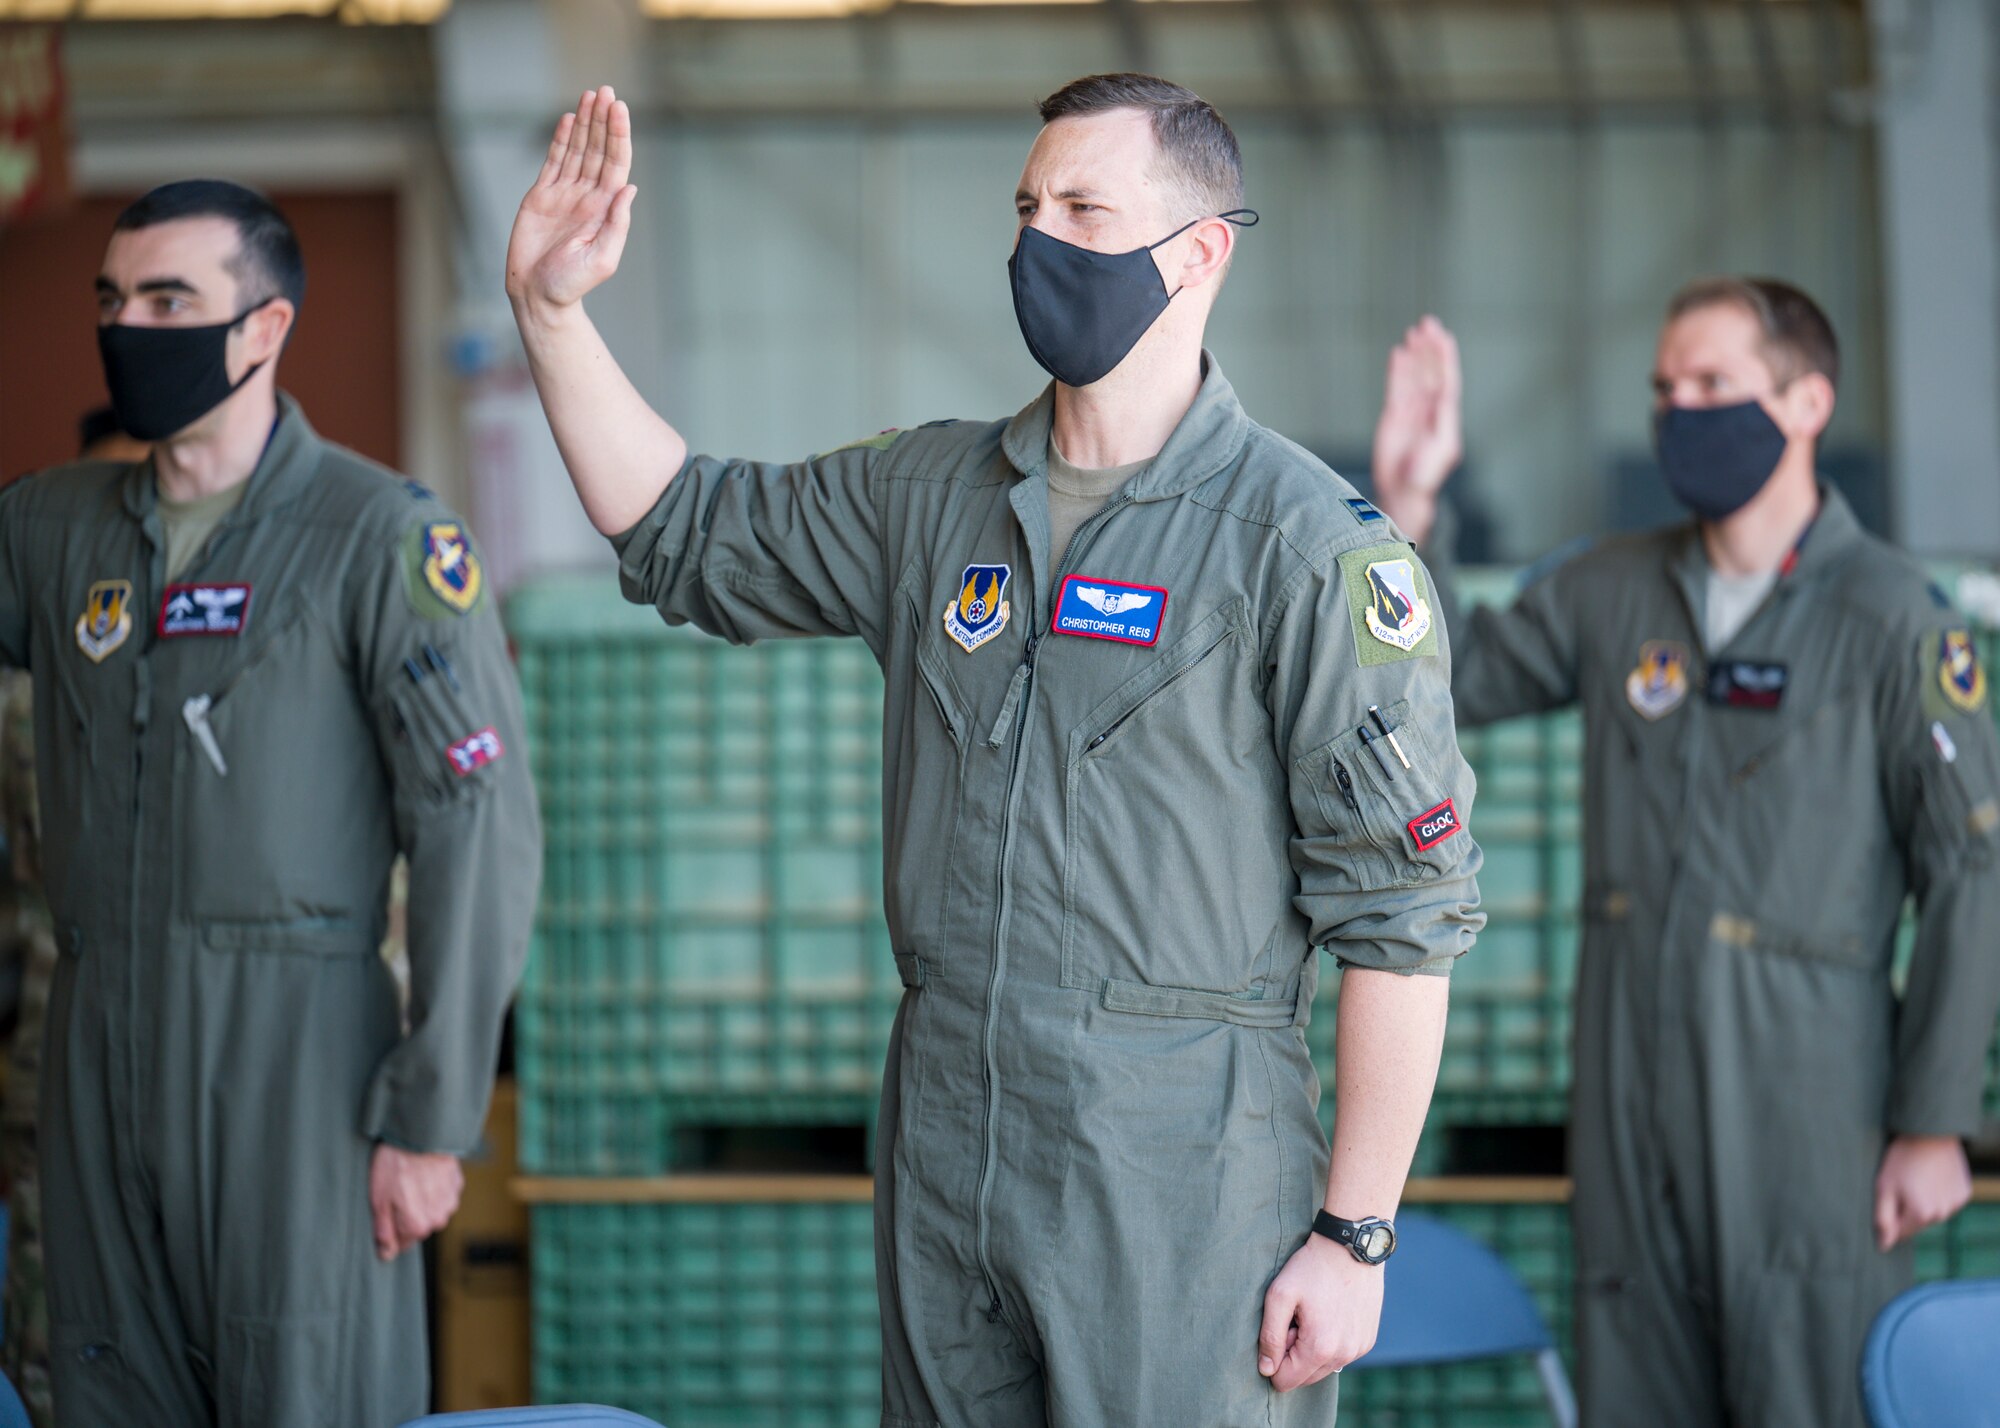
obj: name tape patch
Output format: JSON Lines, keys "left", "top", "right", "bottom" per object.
{"left": 1407, "top": 799, "right": 1462, "bottom": 853}
{"left": 159, "top": 583, "right": 253, "bottom": 638}
{"left": 446, "top": 727, "right": 505, "bottom": 777}
{"left": 1052, "top": 575, "right": 1169, "bottom": 647}
{"left": 1706, "top": 659, "right": 1787, "bottom": 710}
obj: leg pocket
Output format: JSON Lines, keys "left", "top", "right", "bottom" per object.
{"left": 225, "top": 1312, "right": 341, "bottom": 1428}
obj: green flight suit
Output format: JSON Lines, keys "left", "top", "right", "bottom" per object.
{"left": 0, "top": 397, "right": 543, "bottom": 1428}
{"left": 1438, "top": 487, "right": 2000, "bottom": 1427}
{"left": 613, "top": 356, "right": 1485, "bottom": 1427}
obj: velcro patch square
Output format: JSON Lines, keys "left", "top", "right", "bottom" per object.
{"left": 1338, "top": 543, "right": 1439, "bottom": 666}
{"left": 1407, "top": 799, "right": 1462, "bottom": 852}
{"left": 447, "top": 727, "right": 505, "bottom": 777}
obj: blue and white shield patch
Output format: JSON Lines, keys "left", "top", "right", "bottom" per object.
{"left": 943, "top": 564, "right": 1012, "bottom": 653}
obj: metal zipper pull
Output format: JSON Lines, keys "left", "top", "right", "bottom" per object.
{"left": 182, "top": 695, "right": 228, "bottom": 776}
{"left": 984, "top": 661, "right": 1032, "bottom": 749}
{"left": 1332, "top": 757, "right": 1359, "bottom": 814}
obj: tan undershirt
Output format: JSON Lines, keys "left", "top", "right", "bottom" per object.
{"left": 1047, "top": 437, "right": 1149, "bottom": 571}
{"left": 1703, "top": 567, "right": 1779, "bottom": 653}
{"left": 157, "top": 482, "right": 247, "bottom": 584}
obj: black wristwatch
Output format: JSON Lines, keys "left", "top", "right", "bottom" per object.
{"left": 1313, "top": 1210, "right": 1397, "bottom": 1265}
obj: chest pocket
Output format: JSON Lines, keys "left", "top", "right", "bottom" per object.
{"left": 882, "top": 573, "right": 973, "bottom": 977}
{"left": 1300, "top": 698, "right": 1465, "bottom": 891}
{"left": 177, "top": 599, "right": 394, "bottom": 926}
{"left": 1059, "top": 600, "right": 1290, "bottom": 999}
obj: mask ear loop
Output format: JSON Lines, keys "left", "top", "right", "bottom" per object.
{"left": 1150, "top": 209, "right": 1261, "bottom": 300}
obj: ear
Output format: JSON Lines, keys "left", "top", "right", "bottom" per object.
{"left": 1777, "top": 371, "right": 1835, "bottom": 444}
{"left": 1168, "top": 215, "right": 1236, "bottom": 293}
{"left": 240, "top": 297, "right": 295, "bottom": 368}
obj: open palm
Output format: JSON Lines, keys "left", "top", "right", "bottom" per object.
{"left": 506, "top": 85, "right": 637, "bottom": 314}
{"left": 1372, "top": 315, "right": 1463, "bottom": 499}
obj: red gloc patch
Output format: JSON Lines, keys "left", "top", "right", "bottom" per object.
{"left": 1407, "top": 799, "right": 1462, "bottom": 852}
{"left": 446, "top": 727, "right": 504, "bottom": 777}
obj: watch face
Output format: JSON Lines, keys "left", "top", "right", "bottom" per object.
{"left": 1361, "top": 1225, "right": 1394, "bottom": 1261}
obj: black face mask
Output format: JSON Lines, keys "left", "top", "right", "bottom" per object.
{"left": 97, "top": 298, "right": 274, "bottom": 442}
{"left": 1652, "top": 398, "right": 1789, "bottom": 522}
{"left": 1008, "top": 210, "right": 1258, "bottom": 388}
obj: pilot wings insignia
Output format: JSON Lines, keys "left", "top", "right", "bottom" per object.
{"left": 1075, "top": 586, "right": 1153, "bottom": 617}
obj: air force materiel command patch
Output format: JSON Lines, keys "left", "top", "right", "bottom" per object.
{"left": 943, "top": 564, "right": 1012, "bottom": 653}
{"left": 447, "top": 727, "right": 505, "bottom": 777}
{"left": 1337, "top": 544, "right": 1439, "bottom": 667}
{"left": 75, "top": 580, "right": 134, "bottom": 663}
{"left": 160, "top": 584, "right": 252, "bottom": 638}
{"left": 1626, "top": 640, "right": 1690, "bottom": 720}
{"left": 1939, "top": 629, "right": 1988, "bottom": 714}
{"left": 404, "top": 520, "right": 486, "bottom": 619}
{"left": 1052, "top": 575, "right": 1168, "bottom": 647}
{"left": 1408, "top": 799, "right": 1462, "bottom": 852}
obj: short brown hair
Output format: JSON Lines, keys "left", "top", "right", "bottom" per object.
{"left": 1038, "top": 73, "right": 1244, "bottom": 222}
{"left": 1666, "top": 276, "right": 1840, "bottom": 392}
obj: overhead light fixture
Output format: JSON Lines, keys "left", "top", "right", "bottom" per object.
{"left": 0, "top": 0, "right": 449, "bottom": 19}
{"left": 641, "top": 0, "right": 890, "bottom": 15}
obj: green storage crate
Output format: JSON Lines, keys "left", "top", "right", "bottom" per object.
{"left": 530, "top": 1196, "right": 2000, "bottom": 1428}
{"left": 511, "top": 576, "right": 901, "bottom": 1173}
{"left": 532, "top": 1199, "right": 880, "bottom": 1428}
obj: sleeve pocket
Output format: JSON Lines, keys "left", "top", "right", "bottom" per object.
{"left": 381, "top": 659, "right": 506, "bottom": 809}
{"left": 1298, "top": 698, "right": 1466, "bottom": 889}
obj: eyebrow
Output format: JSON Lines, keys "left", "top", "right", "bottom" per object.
{"left": 1014, "top": 187, "right": 1109, "bottom": 205}
{"left": 95, "top": 275, "right": 200, "bottom": 298}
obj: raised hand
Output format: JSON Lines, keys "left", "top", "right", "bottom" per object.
{"left": 1370, "top": 316, "right": 1463, "bottom": 544}
{"left": 506, "top": 85, "right": 637, "bottom": 318}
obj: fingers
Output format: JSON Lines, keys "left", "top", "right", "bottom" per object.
{"left": 372, "top": 1193, "right": 398, "bottom": 1261}
{"left": 537, "top": 112, "right": 576, "bottom": 189}
{"left": 604, "top": 98, "right": 634, "bottom": 191}
{"left": 559, "top": 89, "right": 596, "bottom": 184}
{"left": 581, "top": 84, "right": 615, "bottom": 185}
{"left": 1257, "top": 1284, "right": 1297, "bottom": 1379}
{"left": 1875, "top": 1180, "right": 1903, "bottom": 1253}
{"left": 594, "top": 185, "right": 639, "bottom": 275}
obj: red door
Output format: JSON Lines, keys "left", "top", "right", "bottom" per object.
{"left": 0, "top": 190, "right": 402, "bottom": 480}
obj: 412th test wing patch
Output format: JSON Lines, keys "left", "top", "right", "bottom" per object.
{"left": 1337, "top": 544, "right": 1438, "bottom": 667}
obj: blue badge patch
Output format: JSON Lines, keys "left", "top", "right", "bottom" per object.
{"left": 1052, "top": 575, "right": 1169, "bottom": 647}
{"left": 1345, "top": 498, "right": 1385, "bottom": 526}
{"left": 942, "top": 564, "right": 1012, "bottom": 652}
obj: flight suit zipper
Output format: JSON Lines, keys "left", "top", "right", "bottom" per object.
{"left": 972, "top": 491, "right": 1131, "bottom": 1324}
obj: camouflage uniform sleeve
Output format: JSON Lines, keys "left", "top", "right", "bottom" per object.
{"left": 1267, "top": 538, "right": 1485, "bottom": 977}
{"left": 1881, "top": 615, "right": 2000, "bottom": 1138}
{"left": 353, "top": 507, "right": 543, "bottom": 1156}
{"left": 607, "top": 433, "right": 895, "bottom": 654}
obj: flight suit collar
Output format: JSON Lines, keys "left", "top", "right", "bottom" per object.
{"left": 120, "top": 392, "right": 325, "bottom": 528}
{"left": 999, "top": 350, "right": 1251, "bottom": 503}
{"left": 1666, "top": 480, "right": 1865, "bottom": 613}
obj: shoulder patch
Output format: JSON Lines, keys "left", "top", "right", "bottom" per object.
{"left": 1343, "top": 497, "right": 1386, "bottom": 527}
{"left": 1924, "top": 628, "right": 1988, "bottom": 718}
{"left": 403, "top": 479, "right": 434, "bottom": 502}
{"left": 1338, "top": 543, "right": 1439, "bottom": 666}
{"left": 403, "top": 520, "right": 486, "bottom": 619}
{"left": 822, "top": 428, "right": 905, "bottom": 457}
